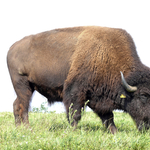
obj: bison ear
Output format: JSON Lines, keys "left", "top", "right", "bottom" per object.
{"left": 120, "top": 71, "right": 137, "bottom": 92}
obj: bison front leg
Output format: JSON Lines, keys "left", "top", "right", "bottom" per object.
{"left": 98, "top": 112, "right": 117, "bottom": 134}
{"left": 65, "top": 102, "right": 82, "bottom": 129}
{"left": 63, "top": 82, "right": 84, "bottom": 129}
{"left": 63, "top": 93, "right": 83, "bottom": 128}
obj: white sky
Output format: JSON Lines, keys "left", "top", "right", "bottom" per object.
{"left": 0, "top": 0, "right": 150, "bottom": 113}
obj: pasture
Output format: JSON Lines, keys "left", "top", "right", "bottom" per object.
{"left": 0, "top": 110, "right": 150, "bottom": 149}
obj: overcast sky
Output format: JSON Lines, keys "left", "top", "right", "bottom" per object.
{"left": 1, "top": 0, "right": 150, "bottom": 113}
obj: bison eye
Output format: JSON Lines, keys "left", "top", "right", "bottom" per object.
{"left": 140, "top": 95, "right": 147, "bottom": 104}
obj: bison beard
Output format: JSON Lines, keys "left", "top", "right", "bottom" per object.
{"left": 7, "top": 26, "right": 150, "bottom": 134}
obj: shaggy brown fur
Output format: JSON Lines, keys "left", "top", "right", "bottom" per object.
{"left": 7, "top": 26, "right": 150, "bottom": 134}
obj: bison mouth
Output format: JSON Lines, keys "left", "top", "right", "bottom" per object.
{"left": 137, "top": 120, "right": 150, "bottom": 131}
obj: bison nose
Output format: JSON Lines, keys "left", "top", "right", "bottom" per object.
{"left": 138, "top": 122, "right": 150, "bottom": 131}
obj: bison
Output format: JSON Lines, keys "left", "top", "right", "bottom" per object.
{"left": 7, "top": 26, "right": 150, "bottom": 134}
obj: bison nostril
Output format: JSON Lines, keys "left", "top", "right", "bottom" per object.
{"left": 138, "top": 118, "right": 150, "bottom": 131}
{"left": 143, "top": 117, "right": 148, "bottom": 124}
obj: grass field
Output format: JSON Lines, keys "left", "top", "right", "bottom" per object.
{"left": 0, "top": 110, "right": 150, "bottom": 150}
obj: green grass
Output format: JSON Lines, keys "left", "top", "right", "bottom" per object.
{"left": 0, "top": 111, "right": 150, "bottom": 150}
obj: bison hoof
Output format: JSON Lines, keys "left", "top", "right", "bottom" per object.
{"left": 109, "top": 126, "right": 117, "bottom": 134}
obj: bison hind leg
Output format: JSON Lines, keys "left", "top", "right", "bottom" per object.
{"left": 12, "top": 74, "right": 34, "bottom": 126}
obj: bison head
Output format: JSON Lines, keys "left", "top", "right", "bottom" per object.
{"left": 120, "top": 71, "right": 150, "bottom": 131}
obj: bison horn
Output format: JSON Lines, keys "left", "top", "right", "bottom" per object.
{"left": 120, "top": 71, "right": 137, "bottom": 92}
